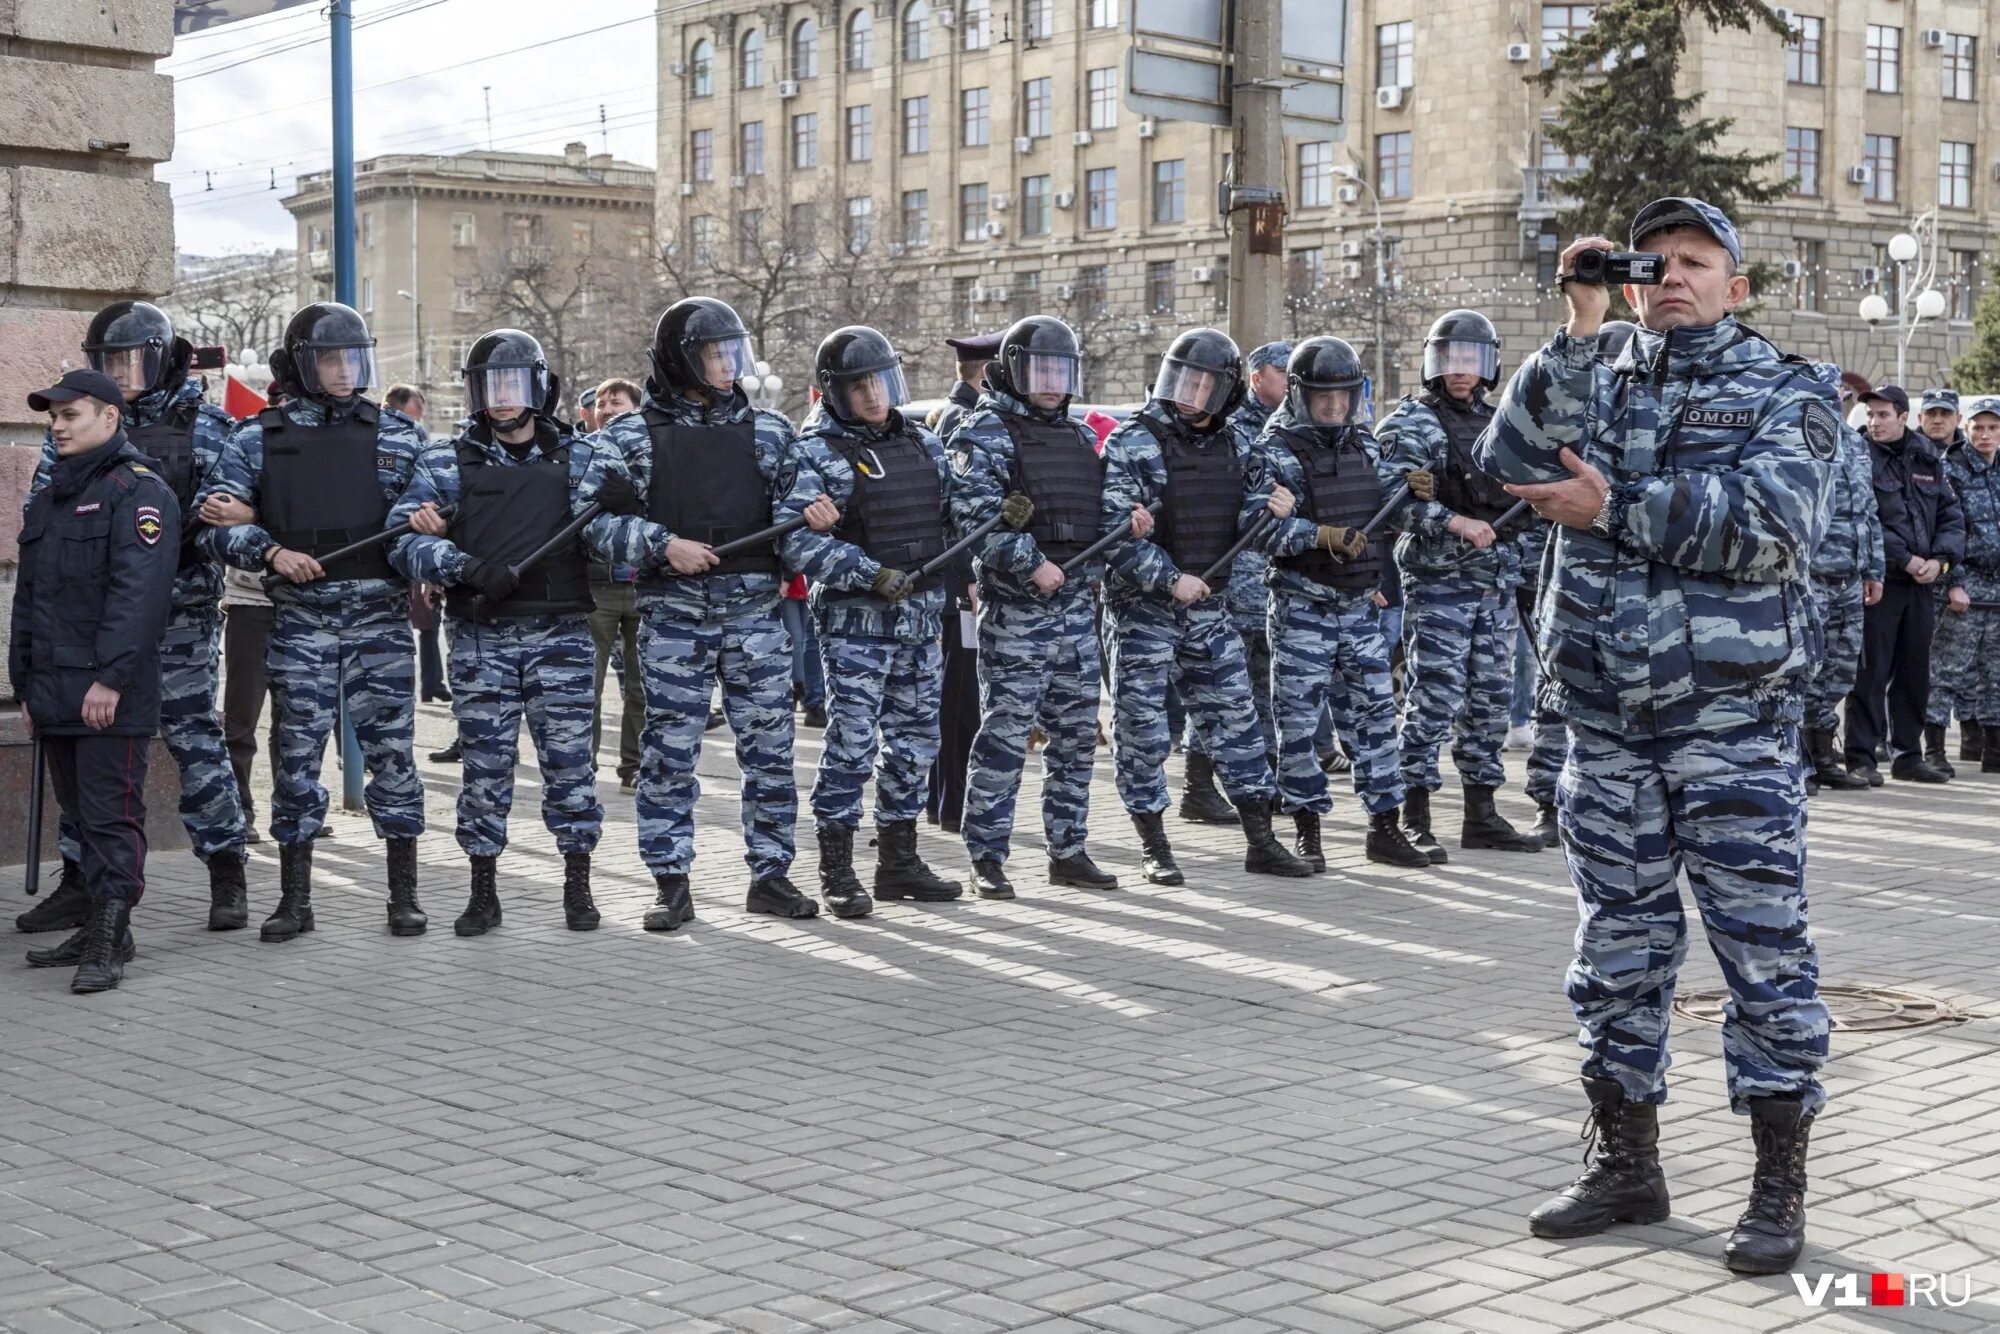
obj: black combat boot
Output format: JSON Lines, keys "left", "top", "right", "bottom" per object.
{"left": 873, "top": 819, "right": 962, "bottom": 901}
{"left": 1961, "top": 725, "right": 1986, "bottom": 764}
{"left": 1366, "top": 809, "right": 1430, "bottom": 867}
{"left": 971, "top": 859, "right": 1016, "bottom": 900}
{"left": 1807, "top": 728, "right": 1867, "bottom": 791}
{"left": 1131, "top": 810, "right": 1183, "bottom": 886}
{"left": 15, "top": 858, "right": 87, "bottom": 933}
{"left": 261, "top": 842, "right": 315, "bottom": 942}
{"left": 1293, "top": 811, "right": 1324, "bottom": 873}
{"left": 1460, "top": 784, "right": 1543, "bottom": 852}
{"left": 562, "top": 852, "right": 599, "bottom": 930}
{"left": 385, "top": 836, "right": 427, "bottom": 935}
{"left": 1049, "top": 851, "right": 1119, "bottom": 889}
{"left": 1400, "top": 787, "right": 1448, "bottom": 865}
{"left": 1723, "top": 1095, "right": 1813, "bottom": 1275}
{"left": 1176, "top": 752, "right": 1236, "bottom": 825}
{"left": 69, "top": 897, "right": 133, "bottom": 995}
{"left": 747, "top": 874, "right": 821, "bottom": 918}
{"left": 27, "top": 916, "right": 135, "bottom": 969}
{"left": 1846, "top": 750, "right": 1884, "bottom": 787}
{"left": 1889, "top": 751, "right": 1951, "bottom": 784}
{"left": 238, "top": 779, "right": 262, "bottom": 845}
{"left": 644, "top": 873, "right": 694, "bottom": 931}
{"left": 1922, "top": 722, "right": 1956, "bottom": 779}
{"left": 816, "top": 825, "right": 874, "bottom": 919}
{"left": 207, "top": 851, "right": 249, "bottom": 931}
{"left": 1526, "top": 1077, "right": 1672, "bottom": 1239}
{"left": 1240, "top": 800, "right": 1314, "bottom": 877}
{"left": 454, "top": 854, "right": 502, "bottom": 937}
{"left": 1532, "top": 802, "right": 1560, "bottom": 849}
{"left": 1985, "top": 724, "right": 2000, "bottom": 774}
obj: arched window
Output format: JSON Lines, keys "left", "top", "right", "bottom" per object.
{"left": 846, "top": 8, "right": 872, "bottom": 72}
{"left": 793, "top": 17, "right": 819, "bottom": 78}
{"left": 690, "top": 38, "right": 714, "bottom": 96}
{"left": 961, "top": 0, "right": 990, "bottom": 49}
{"left": 902, "top": 0, "right": 930, "bottom": 60}
{"left": 740, "top": 29, "right": 763, "bottom": 88}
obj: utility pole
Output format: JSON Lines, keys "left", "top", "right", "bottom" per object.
{"left": 329, "top": 0, "right": 366, "bottom": 811}
{"left": 1225, "top": 0, "right": 1284, "bottom": 349}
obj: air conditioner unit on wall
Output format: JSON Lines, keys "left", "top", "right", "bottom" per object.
{"left": 1054, "top": 190, "right": 1075, "bottom": 208}
{"left": 990, "top": 192, "right": 1009, "bottom": 210}
{"left": 778, "top": 79, "right": 799, "bottom": 98}
{"left": 671, "top": 60, "right": 687, "bottom": 76}
{"left": 1341, "top": 260, "right": 1364, "bottom": 280}
{"left": 1015, "top": 136, "right": 1033, "bottom": 153}
{"left": 984, "top": 284, "right": 1010, "bottom": 302}
{"left": 1505, "top": 42, "right": 1531, "bottom": 62}
{"left": 1337, "top": 184, "right": 1361, "bottom": 204}
{"left": 1847, "top": 165, "right": 1872, "bottom": 186}
{"left": 1191, "top": 265, "right": 1215, "bottom": 283}
{"left": 1056, "top": 282, "right": 1075, "bottom": 299}
{"left": 730, "top": 175, "right": 746, "bottom": 189}
{"left": 983, "top": 219, "right": 1006, "bottom": 237}
{"left": 1073, "top": 131, "right": 1094, "bottom": 146}
{"left": 1338, "top": 240, "right": 1364, "bottom": 258}
{"left": 1859, "top": 265, "right": 1882, "bottom": 285}
{"left": 1782, "top": 259, "right": 1804, "bottom": 279}
{"left": 679, "top": 182, "right": 695, "bottom": 196}
{"left": 1375, "top": 85, "right": 1406, "bottom": 110}
{"left": 1137, "top": 118, "right": 1157, "bottom": 138}
{"left": 1923, "top": 28, "right": 1946, "bottom": 49}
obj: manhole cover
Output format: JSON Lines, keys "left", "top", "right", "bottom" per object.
{"left": 1674, "top": 984, "right": 1965, "bottom": 1032}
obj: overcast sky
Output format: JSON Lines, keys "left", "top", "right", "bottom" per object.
{"left": 166, "top": 0, "right": 660, "bottom": 256}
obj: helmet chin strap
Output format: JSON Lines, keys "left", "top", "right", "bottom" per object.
{"left": 487, "top": 409, "right": 534, "bottom": 434}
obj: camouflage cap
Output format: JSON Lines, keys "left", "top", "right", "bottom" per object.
{"left": 1631, "top": 196, "right": 1743, "bottom": 267}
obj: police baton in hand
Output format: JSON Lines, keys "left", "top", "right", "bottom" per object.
{"left": 1328, "top": 482, "right": 1413, "bottom": 565}
{"left": 705, "top": 514, "right": 811, "bottom": 561}
{"left": 468, "top": 502, "right": 606, "bottom": 618}
{"left": 261, "top": 503, "right": 459, "bottom": 592}
{"left": 1198, "top": 511, "right": 1277, "bottom": 587}
{"left": 1060, "top": 501, "right": 1163, "bottom": 577}
{"left": 1437, "top": 498, "right": 1533, "bottom": 570}
{"left": 22, "top": 736, "right": 45, "bottom": 897}
{"left": 918, "top": 511, "right": 1008, "bottom": 579}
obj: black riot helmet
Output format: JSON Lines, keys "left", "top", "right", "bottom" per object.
{"left": 1596, "top": 319, "right": 1640, "bottom": 365}
{"left": 84, "top": 300, "right": 187, "bottom": 401}
{"left": 1421, "top": 308, "right": 1501, "bottom": 392}
{"left": 650, "top": 296, "right": 756, "bottom": 398}
{"left": 1152, "top": 327, "right": 1245, "bottom": 422}
{"left": 1286, "top": 337, "right": 1366, "bottom": 430}
{"left": 463, "top": 328, "right": 558, "bottom": 428}
{"left": 994, "top": 315, "right": 1083, "bottom": 419}
{"left": 284, "top": 302, "right": 377, "bottom": 405}
{"left": 815, "top": 325, "right": 909, "bottom": 428}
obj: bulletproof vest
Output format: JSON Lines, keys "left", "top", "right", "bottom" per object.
{"left": 1274, "top": 425, "right": 1384, "bottom": 592}
{"left": 1422, "top": 392, "right": 1511, "bottom": 523}
{"left": 829, "top": 422, "right": 948, "bottom": 594}
{"left": 126, "top": 397, "right": 202, "bottom": 566}
{"left": 257, "top": 402, "right": 396, "bottom": 582}
{"left": 1141, "top": 411, "right": 1243, "bottom": 590}
{"left": 445, "top": 433, "right": 592, "bottom": 619}
{"left": 642, "top": 406, "right": 776, "bottom": 577}
{"left": 999, "top": 410, "right": 1102, "bottom": 563}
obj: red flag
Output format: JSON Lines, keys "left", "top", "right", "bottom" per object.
{"left": 222, "top": 375, "right": 267, "bottom": 420}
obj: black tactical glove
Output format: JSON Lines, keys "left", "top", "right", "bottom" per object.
{"left": 871, "top": 567, "right": 916, "bottom": 603}
{"left": 1317, "top": 525, "right": 1368, "bottom": 560}
{"left": 1404, "top": 468, "right": 1436, "bottom": 502}
{"left": 461, "top": 556, "right": 520, "bottom": 603}
{"left": 1000, "top": 492, "right": 1034, "bottom": 530}
{"left": 593, "top": 472, "right": 643, "bottom": 517}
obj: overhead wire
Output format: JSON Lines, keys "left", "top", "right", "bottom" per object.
{"left": 165, "top": 0, "right": 458, "bottom": 80}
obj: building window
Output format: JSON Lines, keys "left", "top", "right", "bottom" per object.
{"left": 740, "top": 121, "right": 765, "bottom": 176}
{"left": 1951, "top": 249, "right": 1981, "bottom": 319}
{"left": 1784, "top": 126, "right": 1818, "bottom": 197}
{"left": 1794, "top": 238, "right": 1822, "bottom": 312}
{"left": 452, "top": 280, "right": 476, "bottom": 313}
{"left": 961, "top": 182, "right": 989, "bottom": 240}
{"left": 1086, "top": 167, "right": 1117, "bottom": 229}
{"left": 903, "top": 0, "right": 930, "bottom": 60}
{"left": 360, "top": 211, "right": 374, "bottom": 249}
{"left": 845, "top": 196, "right": 872, "bottom": 253}
{"left": 1865, "top": 25, "right": 1899, "bottom": 93}
{"left": 1291, "top": 247, "right": 1325, "bottom": 294}
{"left": 360, "top": 275, "right": 373, "bottom": 312}
{"left": 741, "top": 29, "right": 764, "bottom": 88}
{"left": 1942, "top": 32, "right": 1975, "bottom": 101}
{"left": 738, "top": 209, "right": 763, "bottom": 264}
{"left": 1090, "top": 0, "right": 1118, "bottom": 27}
{"left": 451, "top": 212, "right": 475, "bottom": 247}
{"left": 903, "top": 96, "right": 929, "bottom": 153}
{"left": 901, "top": 190, "right": 929, "bottom": 248}
{"left": 691, "top": 215, "right": 715, "bottom": 266}
{"left": 690, "top": 38, "right": 714, "bottom": 96}
{"left": 1864, "top": 133, "right": 1897, "bottom": 201}
{"left": 1376, "top": 132, "right": 1412, "bottom": 200}
{"left": 1536, "top": 225, "right": 1561, "bottom": 287}
{"left": 846, "top": 105, "right": 872, "bottom": 161}
{"left": 1152, "top": 159, "right": 1186, "bottom": 224}
{"left": 1023, "top": 77, "right": 1052, "bottom": 138}
{"left": 1014, "top": 270, "right": 1042, "bottom": 321}
{"left": 962, "top": 0, "right": 990, "bottom": 49}
{"left": 793, "top": 18, "right": 818, "bottom": 78}
{"left": 792, "top": 113, "right": 818, "bottom": 168}
{"left": 1940, "top": 140, "right": 1973, "bottom": 209}
{"left": 1299, "top": 141, "right": 1334, "bottom": 207}
{"left": 1025, "top": 0, "right": 1052, "bottom": 40}
{"left": 953, "top": 275, "right": 977, "bottom": 325}
{"left": 846, "top": 8, "right": 872, "bottom": 72}
{"left": 963, "top": 87, "right": 990, "bottom": 146}
{"left": 1785, "top": 15, "right": 1820, "bottom": 85}
{"left": 691, "top": 128, "right": 714, "bottom": 182}
{"left": 1147, "top": 260, "right": 1176, "bottom": 314}
{"left": 1078, "top": 263, "right": 1108, "bottom": 318}
{"left": 1021, "top": 174, "right": 1051, "bottom": 236}
{"left": 1377, "top": 21, "right": 1413, "bottom": 89}
{"left": 1088, "top": 68, "right": 1118, "bottom": 130}
{"left": 789, "top": 202, "right": 817, "bottom": 246}
{"left": 1541, "top": 5, "right": 1594, "bottom": 70}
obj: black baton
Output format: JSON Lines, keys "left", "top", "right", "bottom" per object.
{"left": 1324, "top": 482, "right": 1413, "bottom": 565}
{"left": 262, "top": 503, "right": 458, "bottom": 591}
{"left": 23, "top": 735, "right": 44, "bottom": 897}
{"left": 1060, "top": 501, "right": 1163, "bottom": 576}
{"left": 919, "top": 511, "right": 1007, "bottom": 579}
{"left": 1198, "top": 511, "right": 1276, "bottom": 586}
{"left": 468, "top": 502, "right": 606, "bottom": 618}
{"left": 705, "top": 513, "right": 810, "bottom": 561}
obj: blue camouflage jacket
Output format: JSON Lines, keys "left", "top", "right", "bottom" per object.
{"left": 1221, "top": 397, "right": 1275, "bottom": 631}
{"left": 1809, "top": 422, "right": 1885, "bottom": 584}
{"left": 779, "top": 404, "right": 949, "bottom": 644}
{"left": 1244, "top": 405, "right": 1389, "bottom": 602}
{"left": 386, "top": 419, "right": 604, "bottom": 588}
{"left": 1476, "top": 317, "right": 1838, "bottom": 738}
{"left": 1098, "top": 401, "right": 1257, "bottom": 615}
{"left": 196, "top": 395, "right": 428, "bottom": 618}
{"left": 943, "top": 386, "right": 1104, "bottom": 606}
{"left": 1947, "top": 446, "right": 2000, "bottom": 602}
{"left": 1374, "top": 392, "right": 1525, "bottom": 593}
{"left": 580, "top": 386, "right": 817, "bottom": 623}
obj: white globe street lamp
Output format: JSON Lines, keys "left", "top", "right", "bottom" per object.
{"left": 1914, "top": 288, "right": 1948, "bottom": 321}
{"left": 1858, "top": 212, "right": 1944, "bottom": 386}
{"left": 1858, "top": 294, "right": 1891, "bottom": 324}
{"left": 1887, "top": 232, "right": 1920, "bottom": 263}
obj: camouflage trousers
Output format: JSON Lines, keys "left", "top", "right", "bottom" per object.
{"left": 1182, "top": 626, "right": 1274, "bottom": 761}
{"left": 1106, "top": 598, "right": 1273, "bottom": 814}
{"left": 1269, "top": 587, "right": 1403, "bottom": 816}
{"left": 962, "top": 588, "right": 1101, "bottom": 865}
{"left": 1943, "top": 604, "right": 2000, "bottom": 724}
{"left": 267, "top": 599, "right": 425, "bottom": 845}
{"left": 1558, "top": 721, "right": 1828, "bottom": 1113}
{"left": 1398, "top": 581, "right": 1515, "bottom": 792}
{"left": 811, "top": 629, "right": 943, "bottom": 831}
{"left": 634, "top": 602, "right": 796, "bottom": 880}
{"left": 1926, "top": 593, "right": 1979, "bottom": 727}
{"left": 1806, "top": 574, "right": 1866, "bottom": 733}
{"left": 447, "top": 616, "right": 602, "bottom": 857}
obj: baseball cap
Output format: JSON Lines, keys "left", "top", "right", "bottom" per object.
{"left": 579, "top": 386, "right": 598, "bottom": 409}
{"left": 1965, "top": 395, "right": 2000, "bottom": 420}
{"left": 1247, "top": 341, "right": 1294, "bottom": 372}
{"left": 27, "top": 368, "right": 125, "bottom": 414}
{"left": 1630, "top": 196, "right": 1743, "bottom": 268}
{"left": 1859, "top": 385, "right": 1910, "bottom": 415}
{"left": 1919, "top": 387, "right": 1960, "bottom": 413}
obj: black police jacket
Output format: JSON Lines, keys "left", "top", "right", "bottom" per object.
{"left": 1871, "top": 428, "right": 1967, "bottom": 578}
{"left": 9, "top": 433, "right": 179, "bottom": 736}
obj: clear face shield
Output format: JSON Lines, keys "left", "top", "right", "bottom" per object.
{"left": 1018, "top": 352, "right": 1083, "bottom": 401}
{"left": 689, "top": 334, "right": 757, "bottom": 392}
{"left": 1423, "top": 340, "right": 1498, "bottom": 384}
{"left": 834, "top": 364, "right": 909, "bottom": 424}
{"left": 1298, "top": 384, "right": 1357, "bottom": 428}
{"left": 302, "top": 345, "right": 377, "bottom": 399}
{"left": 1154, "top": 358, "right": 1233, "bottom": 418}
{"left": 89, "top": 345, "right": 160, "bottom": 398}
{"left": 468, "top": 366, "right": 542, "bottom": 419}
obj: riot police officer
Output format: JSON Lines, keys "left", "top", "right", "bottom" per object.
{"left": 780, "top": 326, "right": 963, "bottom": 916}
{"left": 389, "top": 330, "right": 614, "bottom": 935}
{"left": 13, "top": 370, "right": 179, "bottom": 992}
{"left": 198, "top": 303, "right": 433, "bottom": 940}
{"left": 579, "top": 297, "right": 838, "bottom": 928}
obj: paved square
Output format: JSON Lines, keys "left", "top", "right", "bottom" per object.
{"left": 4, "top": 706, "right": 1998, "bottom": 1332}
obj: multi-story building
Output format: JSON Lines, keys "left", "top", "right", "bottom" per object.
{"left": 282, "top": 144, "right": 655, "bottom": 428}
{"left": 655, "top": 1, "right": 2000, "bottom": 402}
{"left": 163, "top": 249, "right": 297, "bottom": 370}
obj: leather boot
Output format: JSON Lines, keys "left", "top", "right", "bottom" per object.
{"left": 1922, "top": 722, "right": 1956, "bottom": 778}
{"left": 747, "top": 874, "right": 821, "bottom": 918}
{"left": 1985, "top": 724, "right": 2000, "bottom": 774}
{"left": 1460, "top": 784, "right": 1543, "bottom": 852}
{"left": 1807, "top": 727, "right": 1867, "bottom": 790}
{"left": 971, "top": 859, "right": 1016, "bottom": 900}
{"left": 69, "top": 897, "right": 133, "bottom": 995}
{"left": 385, "top": 836, "right": 427, "bottom": 935}
{"left": 1723, "top": 1095, "right": 1812, "bottom": 1275}
{"left": 1890, "top": 751, "right": 1951, "bottom": 784}
{"left": 261, "top": 842, "right": 315, "bottom": 942}
{"left": 1531, "top": 802, "right": 1560, "bottom": 850}
{"left": 1131, "top": 810, "right": 1183, "bottom": 885}
{"left": 454, "top": 854, "right": 502, "bottom": 937}
{"left": 562, "top": 852, "right": 599, "bottom": 930}
{"left": 27, "top": 916, "right": 135, "bottom": 969}
{"left": 207, "top": 851, "right": 249, "bottom": 931}
{"left": 1293, "top": 811, "right": 1324, "bottom": 873}
{"left": 1527, "top": 1077, "right": 1672, "bottom": 1238}
{"left": 1400, "top": 787, "right": 1448, "bottom": 865}
{"left": 644, "top": 873, "right": 694, "bottom": 931}
{"left": 1366, "top": 809, "right": 1430, "bottom": 867}
{"left": 816, "top": 825, "right": 874, "bottom": 918}
{"left": 1176, "top": 752, "right": 1236, "bottom": 825}
{"left": 1049, "top": 851, "right": 1119, "bottom": 889}
{"left": 1961, "top": 725, "right": 1986, "bottom": 764}
{"left": 15, "top": 858, "right": 88, "bottom": 933}
{"left": 873, "top": 819, "right": 962, "bottom": 901}
{"left": 1240, "top": 799, "right": 1314, "bottom": 877}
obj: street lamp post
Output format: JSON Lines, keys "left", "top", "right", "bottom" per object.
{"left": 1858, "top": 210, "right": 1947, "bottom": 386}
{"left": 740, "top": 360, "right": 786, "bottom": 413}
{"left": 1333, "top": 164, "right": 1387, "bottom": 404}
{"left": 396, "top": 289, "right": 427, "bottom": 395}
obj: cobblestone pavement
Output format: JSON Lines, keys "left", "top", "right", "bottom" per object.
{"left": 4, "top": 700, "right": 1999, "bottom": 1334}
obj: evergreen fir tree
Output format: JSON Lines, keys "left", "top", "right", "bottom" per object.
{"left": 1950, "top": 260, "right": 2000, "bottom": 391}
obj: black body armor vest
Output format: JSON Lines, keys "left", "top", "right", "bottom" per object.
{"left": 258, "top": 402, "right": 395, "bottom": 582}
{"left": 127, "top": 398, "right": 202, "bottom": 566}
{"left": 1000, "top": 411, "right": 1102, "bottom": 563}
{"left": 1422, "top": 392, "right": 1510, "bottom": 523}
{"left": 829, "top": 423, "right": 948, "bottom": 594}
{"left": 1141, "top": 412, "right": 1243, "bottom": 590}
{"left": 445, "top": 434, "right": 592, "bottom": 619}
{"left": 1275, "top": 426, "right": 1384, "bottom": 592}
{"left": 642, "top": 407, "right": 776, "bottom": 578}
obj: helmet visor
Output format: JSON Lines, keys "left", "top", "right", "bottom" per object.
{"left": 1155, "top": 358, "right": 1233, "bottom": 417}
{"left": 688, "top": 333, "right": 757, "bottom": 390}
{"left": 90, "top": 344, "right": 161, "bottom": 398}
{"left": 299, "top": 345, "right": 377, "bottom": 398}
{"left": 832, "top": 364, "right": 909, "bottom": 423}
{"left": 1019, "top": 352, "right": 1082, "bottom": 399}
{"left": 1299, "top": 385, "right": 1356, "bottom": 427}
{"left": 1424, "top": 340, "right": 1498, "bottom": 383}
{"left": 468, "top": 366, "right": 542, "bottom": 417}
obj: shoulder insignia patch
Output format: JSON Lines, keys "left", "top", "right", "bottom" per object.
{"left": 73, "top": 501, "right": 101, "bottom": 515}
{"left": 135, "top": 504, "right": 163, "bottom": 546}
{"left": 949, "top": 438, "right": 973, "bottom": 476}
{"left": 377, "top": 453, "right": 399, "bottom": 471}
{"left": 1681, "top": 406, "right": 1756, "bottom": 429}
{"left": 1801, "top": 400, "right": 1841, "bottom": 462}
{"left": 128, "top": 465, "right": 153, "bottom": 476}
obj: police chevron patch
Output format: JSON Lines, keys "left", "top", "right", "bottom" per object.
{"left": 135, "top": 504, "right": 163, "bottom": 546}
{"left": 1801, "top": 400, "right": 1841, "bottom": 462}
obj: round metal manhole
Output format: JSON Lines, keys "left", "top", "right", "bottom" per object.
{"left": 1674, "top": 984, "right": 1966, "bottom": 1032}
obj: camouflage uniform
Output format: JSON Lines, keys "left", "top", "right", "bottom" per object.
{"left": 198, "top": 398, "right": 429, "bottom": 846}
{"left": 1925, "top": 430, "right": 1974, "bottom": 730}
{"left": 1943, "top": 446, "right": 2000, "bottom": 728}
{"left": 1805, "top": 422, "right": 1884, "bottom": 733}
{"left": 1182, "top": 396, "right": 1277, "bottom": 759}
{"left": 1518, "top": 518, "right": 1567, "bottom": 811}
{"left": 1479, "top": 318, "right": 1836, "bottom": 1114}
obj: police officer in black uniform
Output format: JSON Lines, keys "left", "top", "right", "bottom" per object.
{"left": 13, "top": 370, "right": 179, "bottom": 994}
